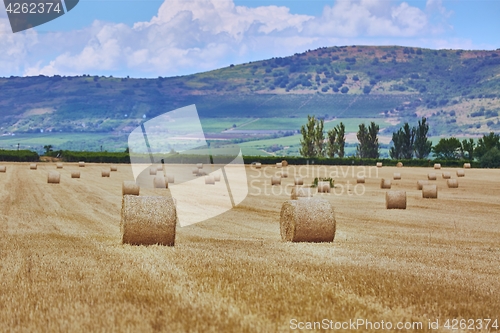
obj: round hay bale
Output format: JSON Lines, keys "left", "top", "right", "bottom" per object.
{"left": 121, "top": 196, "right": 177, "bottom": 246}
{"left": 276, "top": 162, "right": 282, "bottom": 168}
{"left": 317, "top": 181, "right": 331, "bottom": 193}
{"left": 442, "top": 172, "right": 451, "bottom": 179}
{"left": 422, "top": 184, "right": 438, "bottom": 199}
{"left": 166, "top": 175, "right": 175, "bottom": 183}
{"left": 192, "top": 168, "right": 198, "bottom": 175}
{"left": 456, "top": 169, "right": 465, "bottom": 177}
{"left": 385, "top": 191, "right": 406, "bottom": 209}
{"left": 447, "top": 179, "right": 458, "bottom": 188}
{"left": 280, "top": 198, "right": 335, "bottom": 242}
{"left": 0, "top": 166, "right": 6, "bottom": 173}
{"left": 30, "top": 163, "right": 37, "bottom": 170}
{"left": 356, "top": 176, "right": 365, "bottom": 184}
{"left": 196, "top": 163, "right": 203, "bottom": 169}
{"left": 434, "top": 163, "right": 441, "bottom": 169}
{"left": 291, "top": 186, "right": 314, "bottom": 200}
{"left": 197, "top": 169, "right": 207, "bottom": 176}
{"left": 417, "top": 180, "right": 429, "bottom": 190}
{"left": 428, "top": 173, "right": 437, "bottom": 180}
{"left": 214, "top": 174, "right": 221, "bottom": 182}
{"left": 111, "top": 165, "right": 118, "bottom": 172}
{"left": 281, "top": 160, "right": 288, "bottom": 167}
{"left": 102, "top": 170, "right": 110, "bottom": 177}
{"left": 71, "top": 171, "right": 80, "bottom": 179}
{"left": 157, "top": 166, "right": 163, "bottom": 171}
{"left": 376, "top": 162, "right": 382, "bottom": 167}
{"left": 281, "top": 170, "right": 289, "bottom": 178}
{"left": 154, "top": 176, "right": 168, "bottom": 188}
{"left": 205, "top": 175, "right": 215, "bottom": 185}
{"left": 254, "top": 162, "right": 262, "bottom": 169}
{"left": 47, "top": 171, "right": 60, "bottom": 184}
{"left": 271, "top": 176, "right": 281, "bottom": 186}
{"left": 463, "top": 163, "right": 471, "bottom": 169}
{"left": 150, "top": 167, "right": 157, "bottom": 176}
{"left": 396, "top": 162, "right": 403, "bottom": 168}
{"left": 56, "top": 163, "right": 63, "bottom": 169}
{"left": 79, "top": 161, "right": 85, "bottom": 167}
{"left": 380, "top": 178, "right": 392, "bottom": 189}
{"left": 393, "top": 173, "right": 401, "bottom": 180}
{"left": 294, "top": 177, "right": 304, "bottom": 186}
{"left": 122, "top": 181, "right": 140, "bottom": 195}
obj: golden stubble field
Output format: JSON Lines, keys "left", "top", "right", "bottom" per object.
{"left": 0, "top": 162, "right": 499, "bottom": 333}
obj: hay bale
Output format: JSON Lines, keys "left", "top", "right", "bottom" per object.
{"left": 29, "top": 163, "right": 37, "bottom": 170}
{"left": 456, "top": 169, "right": 465, "bottom": 177}
{"left": 291, "top": 186, "right": 314, "bottom": 200}
{"left": 417, "top": 180, "right": 429, "bottom": 190}
{"left": 380, "top": 178, "right": 392, "bottom": 189}
{"left": 393, "top": 173, "right": 401, "bottom": 180}
{"left": 121, "top": 196, "right": 177, "bottom": 246}
{"left": 276, "top": 162, "right": 282, "bottom": 168}
{"left": 192, "top": 168, "right": 198, "bottom": 175}
{"left": 281, "top": 160, "right": 288, "bottom": 167}
{"left": 214, "top": 174, "right": 221, "bottom": 182}
{"left": 271, "top": 176, "right": 281, "bottom": 186}
{"left": 56, "top": 163, "right": 63, "bottom": 169}
{"left": 281, "top": 170, "right": 289, "bottom": 178}
{"left": 396, "top": 162, "right": 403, "bottom": 168}
{"left": 294, "top": 177, "right": 304, "bottom": 186}
{"left": 317, "top": 181, "right": 331, "bottom": 193}
{"left": 356, "top": 176, "right": 365, "bottom": 184}
{"left": 196, "top": 163, "right": 203, "bottom": 169}
{"left": 376, "top": 162, "right": 382, "bottom": 167}
{"left": 102, "top": 169, "right": 110, "bottom": 177}
{"left": 428, "top": 173, "right": 437, "bottom": 180}
{"left": 166, "top": 175, "right": 175, "bottom": 183}
{"left": 154, "top": 176, "right": 168, "bottom": 188}
{"left": 197, "top": 169, "right": 207, "bottom": 176}
{"left": 71, "top": 171, "right": 80, "bottom": 179}
{"left": 442, "top": 172, "right": 451, "bottom": 179}
{"left": 280, "top": 198, "right": 335, "bottom": 242}
{"left": 150, "top": 167, "right": 157, "bottom": 175}
{"left": 157, "top": 166, "right": 163, "bottom": 171}
{"left": 111, "top": 165, "right": 118, "bottom": 172}
{"left": 47, "top": 171, "right": 60, "bottom": 184}
{"left": 79, "top": 161, "right": 85, "bottom": 167}
{"left": 447, "top": 179, "right": 458, "bottom": 188}
{"left": 254, "top": 162, "right": 262, "bottom": 169}
{"left": 464, "top": 163, "right": 471, "bottom": 169}
{"left": 0, "top": 166, "right": 6, "bottom": 173}
{"left": 422, "top": 184, "right": 438, "bottom": 198}
{"left": 205, "top": 175, "right": 215, "bottom": 185}
{"left": 122, "top": 181, "right": 140, "bottom": 195}
{"left": 434, "top": 163, "right": 441, "bottom": 169}
{"left": 385, "top": 191, "right": 407, "bottom": 209}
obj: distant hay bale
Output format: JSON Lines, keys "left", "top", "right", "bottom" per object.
{"left": 447, "top": 179, "right": 458, "bottom": 188}
{"left": 417, "top": 180, "right": 429, "bottom": 190}
{"left": 280, "top": 198, "right": 335, "bottom": 242}
{"left": 356, "top": 176, "right": 365, "bottom": 184}
{"left": 79, "top": 161, "right": 85, "bottom": 167}
{"left": 393, "top": 173, "right": 401, "bottom": 180}
{"left": 56, "top": 163, "right": 63, "bottom": 169}
{"left": 30, "top": 163, "right": 37, "bottom": 170}
{"left": 385, "top": 191, "right": 406, "bottom": 209}
{"left": 214, "top": 174, "right": 221, "bottom": 182}
{"left": 456, "top": 169, "right": 465, "bottom": 177}
{"left": 111, "top": 165, "right": 118, "bottom": 172}
{"left": 380, "top": 178, "right": 392, "bottom": 189}
{"left": 464, "top": 163, "right": 471, "bottom": 169}
{"left": 196, "top": 163, "right": 203, "bottom": 169}
{"left": 376, "top": 162, "right": 382, "bottom": 167}
{"left": 396, "top": 162, "right": 403, "bottom": 168}
{"left": 71, "top": 171, "right": 80, "bottom": 179}
{"left": 276, "top": 162, "right": 282, "bottom": 168}
{"left": 254, "top": 162, "right": 262, "bottom": 169}
{"left": 0, "top": 166, "right": 6, "bottom": 173}
{"left": 428, "top": 173, "right": 437, "bottom": 180}
{"left": 122, "top": 181, "right": 140, "bottom": 195}
{"left": 166, "top": 175, "right": 175, "bottom": 183}
{"left": 192, "top": 168, "right": 198, "bottom": 175}
{"left": 157, "top": 166, "right": 163, "bottom": 171}
{"left": 281, "top": 160, "right": 288, "bottom": 167}
{"left": 121, "top": 196, "right": 177, "bottom": 246}
{"left": 317, "top": 181, "right": 331, "bottom": 193}
{"left": 442, "top": 172, "right": 451, "bottom": 179}
{"left": 271, "top": 176, "right": 281, "bottom": 186}
{"left": 205, "top": 175, "right": 215, "bottom": 185}
{"left": 197, "top": 169, "right": 207, "bottom": 176}
{"left": 47, "top": 171, "right": 60, "bottom": 184}
{"left": 154, "top": 176, "right": 168, "bottom": 188}
{"left": 294, "top": 177, "right": 304, "bottom": 185}
{"left": 102, "top": 169, "right": 110, "bottom": 177}
{"left": 281, "top": 170, "right": 289, "bottom": 178}
{"left": 434, "top": 163, "right": 441, "bottom": 169}
{"left": 422, "top": 184, "right": 438, "bottom": 199}
{"left": 150, "top": 167, "right": 157, "bottom": 176}
{"left": 291, "top": 186, "right": 314, "bottom": 200}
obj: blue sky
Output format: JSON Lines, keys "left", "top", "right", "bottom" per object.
{"left": 0, "top": 0, "right": 498, "bottom": 78}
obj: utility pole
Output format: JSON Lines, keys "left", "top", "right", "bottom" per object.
{"left": 17, "top": 143, "right": 19, "bottom": 151}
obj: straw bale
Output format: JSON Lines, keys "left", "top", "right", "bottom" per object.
{"left": 122, "top": 181, "right": 140, "bottom": 195}
{"left": 385, "top": 191, "right": 406, "bottom": 209}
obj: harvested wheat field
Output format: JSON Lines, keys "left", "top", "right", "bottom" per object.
{"left": 0, "top": 162, "right": 499, "bottom": 332}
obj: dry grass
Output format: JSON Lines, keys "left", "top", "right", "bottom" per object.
{"left": 0, "top": 163, "right": 499, "bottom": 332}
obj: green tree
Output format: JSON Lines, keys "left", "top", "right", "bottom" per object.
{"left": 357, "top": 122, "right": 379, "bottom": 158}
{"left": 334, "top": 122, "right": 346, "bottom": 158}
{"left": 326, "top": 129, "right": 337, "bottom": 158}
{"left": 43, "top": 145, "right": 53, "bottom": 155}
{"left": 479, "top": 147, "right": 500, "bottom": 168}
{"left": 400, "top": 123, "right": 415, "bottom": 159}
{"left": 299, "top": 115, "right": 316, "bottom": 158}
{"left": 460, "top": 139, "right": 475, "bottom": 160}
{"left": 390, "top": 130, "right": 403, "bottom": 159}
{"left": 475, "top": 132, "right": 500, "bottom": 159}
{"left": 432, "top": 137, "right": 462, "bottom": 159}
{"left": 414, "top": 117, "right": 432, "bottom": 159}
{"left": 356, "top": 123, "right": 369, "bottom": 158}
{"left": 314, "top": 118, "right": 325, "bottom": 157}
